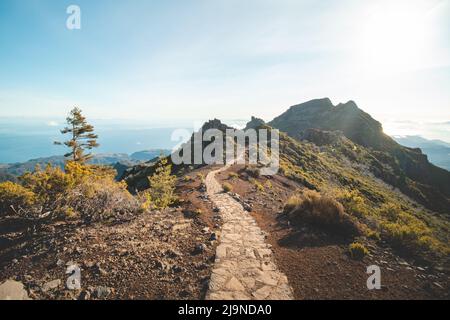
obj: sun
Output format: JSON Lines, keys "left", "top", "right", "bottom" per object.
{"left": 358, "top": 1, "right": 433, "bottom": 76}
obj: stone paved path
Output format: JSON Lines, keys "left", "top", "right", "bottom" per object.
{"left": 205, "top": 165, "right": 294, "bottom": 300}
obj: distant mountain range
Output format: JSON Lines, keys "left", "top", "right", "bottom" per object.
{"left": 0, "top": 149, "right": 170, "bottom": 182}
{"left": 393, "top": 135, "right": 450, "bottom": 171}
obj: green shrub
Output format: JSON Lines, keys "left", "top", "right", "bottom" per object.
{"left": 377, "top": 203, "right": 446, "bottom": 254}
{"left": 222, "top": 182, "right": 233, "bottom": 192}
{"left": 334, "top": 189, "right": 368, "bottom": 217}
{"left": 197, "top": 173, "right": 205, "bottom": 183}
{"left": 349, "top": 242, "right": 368, "bottom": 260}
{"left": 228, "top": 172, "right": 239, "bottom": 180}
{"left": 252, "top": 179, "right": 264, "bottom": 192}
{"left": 265, "top": 180, "right": 273, "bottom": 189}
{"left": 141, "top": 157, "right": 177, "bottom": 210}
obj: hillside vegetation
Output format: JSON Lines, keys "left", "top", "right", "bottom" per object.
{"left": 269, "top": 98, "right": 450, "bottom": 213}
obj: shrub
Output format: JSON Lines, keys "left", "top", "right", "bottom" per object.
{"left": 141, "top": 157, "right": 177, "bottom": 210}
{"left": 284, "top": 190, "right": 360, "bottom": 237}
{"left": 378, "top": 204, "right": 430, "bottom": 249}
{"left": 349, "top": 242, "right": 368, "bottom": 260}
{"left": 265, "top": 180, "right": 273, "bottom": 189}
{"left": 0, "top": 181, "right": 36, "bottom": 215}
{"left": 1, "top": 161, "right": 140, "bottom": 223}
{"left": 228, "top": 172, "right": 239, "bottom": 180}
{"left": 222, "top": 182, "right": 233, "bottom": 193}
{"left": 20, "top": 164, "right": 75, "bottom": 209}
{"left": 334, "top": 189, "right": 368, "bottom": 217}
{"left": 62, "top": 175, "right": 138, "bottom": 222}
{"left": 284, "top": 194, "right": 302, "bottom": 213}
{"left": 251, "top": 179, "right": 264, "bottom": 192}
{"left": 197, "top": 173, "right": 205, "bottom": 183}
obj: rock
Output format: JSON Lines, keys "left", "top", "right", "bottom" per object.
{"left": 42, "top": 279, "right": 61, "bottom": 292}
{"left": 243, "top": 203, "right": 253, "bottom": 212}
{"left": 155, "top": 260, "right": 170, "bottom": 270}
{"left": 202, "top": 227, "right": 210, "bottom": 233}
{"left": 78, "top": 290, "right": 90, "bottom": 300}
{"left": 209, "top": 233, "right": 217, "bottom": 241}
{"left": 94, "top": 286, "right": 111, "bottom": 299}
{"left": 416, "top": 266, "right": 426, "bottom": 272}
{"left": 179, "top": 289, "right": 190, "bottom": 298}
{"left": 12, "top": 259, "right": 18, "bottom": 264}
{"left": 172, "top": 265, "right": 185, "bottom": 273}
{"left": 195, "top": 263, "right": 208, "bottom": 270}
{"left": 193, "top": 244, "right": 206, "bottom": 255}
{"left": 434, "top": 266, "right": 445, "bottom": 272}
{"left": 225, "top": 277, "right": 245, "bottom": 291}
{"left": 433, "top": 282, "right": 444, "bottom": 289}
{"left": 95, "top": 263, "right": 108, "bottom": 276}
{"left": 0, "top": 280, "right": 31, "bottom": 300}
{"left": 165, "top": 249, "right": 182, "bottom": 258}
{"left": 56, "top": 259, "right": 65, "bottom": 267}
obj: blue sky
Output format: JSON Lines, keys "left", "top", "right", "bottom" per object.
{"left": 0, "top": 0, "right": 449, "bottom": 131}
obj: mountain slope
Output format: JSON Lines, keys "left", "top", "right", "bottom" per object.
{"left": 269, "top": 99, "right": 450, "bottom": 213}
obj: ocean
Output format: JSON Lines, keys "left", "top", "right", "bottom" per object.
{"left": 0, "top": 118, "right": 248, "bottom": 164}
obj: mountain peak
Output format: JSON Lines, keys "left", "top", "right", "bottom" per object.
{"left": 245, "top": 116, "right": 266, "bottom": 130}
{"left": 269, "top": 98, "right": 388, "bottom": 149}
{"left": 289, "top": 97, "right": 333, "bottom": 112}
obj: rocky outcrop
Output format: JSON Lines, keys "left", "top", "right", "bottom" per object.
{"left": 245, "top": 116, "right": 266, "bottom": 130}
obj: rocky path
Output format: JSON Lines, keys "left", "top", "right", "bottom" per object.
{"left": 205, "top": 166, "right": 294, "bottom": 300}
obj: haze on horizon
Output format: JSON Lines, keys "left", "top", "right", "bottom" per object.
{"left": 0, "top": 0, "right": 449, "bottom": 130}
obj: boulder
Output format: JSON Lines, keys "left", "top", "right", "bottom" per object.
{"left": 0, "top": 280, "right": 31, "bottom": 300}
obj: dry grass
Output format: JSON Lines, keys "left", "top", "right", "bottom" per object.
{"left": 284, "top": 190, "right": 361, "bottom": 237}
{"left": 348, "top": 242, "right": 368, "bottom": 260}
{"left": 222, "top": 182, "right": 233, "bottom": 193}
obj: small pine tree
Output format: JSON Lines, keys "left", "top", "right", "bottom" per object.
{"left": 142, "top": 157, "right": 177, "bottom": 210}
{"left": 55, "top": 107, "right": 99, "bottom": 163}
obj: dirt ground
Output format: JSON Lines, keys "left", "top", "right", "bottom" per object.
{"left": 215, "top": 165, "right": 450, "bottom": 300}
{"left": 0, "top": 167, "right": 220, "bottom": 300}
{"left": 1, "top": 164, "right": 449, "bottom": 300}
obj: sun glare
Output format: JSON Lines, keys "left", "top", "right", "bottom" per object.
{"left": 359, "top": 1, "right": 433, "bottom": 76}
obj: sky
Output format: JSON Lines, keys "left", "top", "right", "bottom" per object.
{"left": 0, "top": 0, "right": 449, "bottom": 133}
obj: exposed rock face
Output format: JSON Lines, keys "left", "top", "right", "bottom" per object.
{"left": 269, "top": 98, "right": 450, "bottom": 213}
{"left": 269, "top": 98, "right": 392, "bottom": 150}
{"left": 301, "top": 128, "right": 345, "bottom": 146}
{"left": 245, "top": 116, "right": 266, "bottom": 130}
